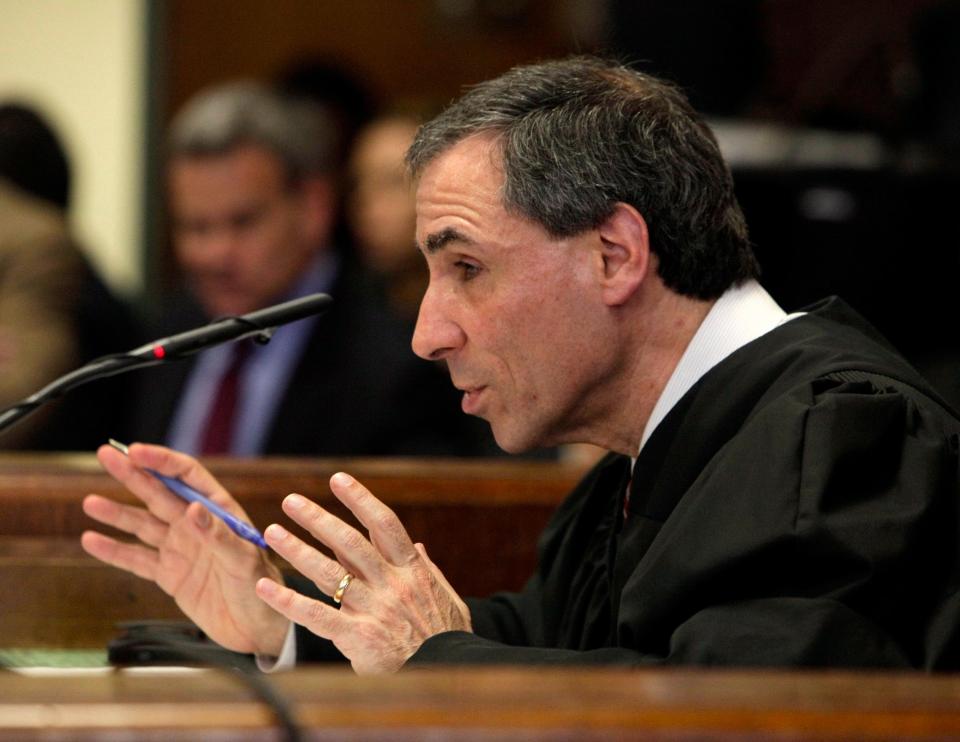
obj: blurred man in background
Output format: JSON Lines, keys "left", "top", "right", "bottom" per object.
{"left": 131, "top": 82, "right": 491, "bottom": 457}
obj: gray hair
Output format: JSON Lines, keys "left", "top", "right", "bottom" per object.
{"left": 168, "top": 81, "right": 334, "bottom": 182}
{"left": 406, "top": 56, "right": 758, "bottom": 299}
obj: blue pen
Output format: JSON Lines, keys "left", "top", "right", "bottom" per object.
{"left": 108, "top": 439, "right": 268, "bottom": 550}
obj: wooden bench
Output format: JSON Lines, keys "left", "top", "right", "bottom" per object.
{"left": 2, "top": 665, "right": 959, "bottom": 740}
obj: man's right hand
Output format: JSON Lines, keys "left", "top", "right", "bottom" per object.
{"left": 81, "top": 442, "right": 290, "bottom": 658}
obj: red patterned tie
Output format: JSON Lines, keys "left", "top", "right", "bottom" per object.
{"left": 199, "top": 342, "right": 251, "bottom": 455}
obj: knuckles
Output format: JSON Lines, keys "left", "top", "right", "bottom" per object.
{"left": 304, "top": 597, "right": 330, "bottom": 627}
{"left": 341, "top": 526, "right": 369, "bottom": 554}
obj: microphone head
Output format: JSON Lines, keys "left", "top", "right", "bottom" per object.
{"left": 130, "top": 293, "right": 333, "bottom": 361}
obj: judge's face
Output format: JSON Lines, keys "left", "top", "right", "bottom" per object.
{"left": 169, "top": 145, "right": 324, "bottom": 317}
{"left": 412, "top": 134, "right": 614, "bottom": 453}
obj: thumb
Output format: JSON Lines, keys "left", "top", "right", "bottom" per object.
{"left": 190, "top": 502, "right": 212, "bottom": 530}
{"left": 415, "top": 542, "right": 471, "bottom": 631}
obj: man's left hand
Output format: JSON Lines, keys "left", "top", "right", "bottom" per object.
{"left": 254, "top": 472, "right": 472, "bottom": 674}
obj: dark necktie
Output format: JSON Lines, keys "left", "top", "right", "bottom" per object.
{"left": 199, "top": 341, "right": 252, "bottom": 455}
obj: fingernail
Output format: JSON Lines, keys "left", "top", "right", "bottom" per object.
{"left": 331, "top": 472, "right": 354, "bottom": 487}
{"left": 265, "top": 524, "right": 287, "bottom": 541}
{"left": 193, "top": 505, "right": 211, "bottom": 529}
{"left": 256, "top": 578, "right": 278, "bottom": 597}
{"left": 285, "top": 493, "right": 306, "bottom": 510}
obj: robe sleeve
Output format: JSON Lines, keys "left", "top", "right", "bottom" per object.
{"left": 411, "top": 598, "right": 911, "bottom": 667}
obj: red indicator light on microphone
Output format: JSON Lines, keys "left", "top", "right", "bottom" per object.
{"left": 152, "top": 345, "right": 166, "bottom": 359}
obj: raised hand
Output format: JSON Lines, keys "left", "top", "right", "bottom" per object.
{"left": 254, "top": 472, "right": 472, "bottom": 674}
{"left": 80, "top": 442, "right": 289, "bottom": 657}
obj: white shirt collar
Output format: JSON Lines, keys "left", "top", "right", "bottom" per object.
{"left": 638, "top": 280, "right": 800, "bottom": 452}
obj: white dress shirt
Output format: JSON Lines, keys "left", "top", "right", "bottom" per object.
{"left": 639, "top": 280, "right": 801, "bottom": 453}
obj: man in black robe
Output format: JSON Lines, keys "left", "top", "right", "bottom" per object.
{"left": 80, "top": 57, "right": 960, "bottom": 672}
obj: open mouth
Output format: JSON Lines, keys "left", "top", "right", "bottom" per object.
{"left": 460, "top": 386, "right": 487, "bottom": 414}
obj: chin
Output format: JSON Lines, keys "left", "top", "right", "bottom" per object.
{"left": 490, "top": 424, "right": 543, "bottom": 456}
{"left": 203, "top": 296, "right": 257, "bottom": 318}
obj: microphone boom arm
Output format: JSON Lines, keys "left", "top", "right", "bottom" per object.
{"left": 0, "top": 292, "right": 332, "bottom": 436}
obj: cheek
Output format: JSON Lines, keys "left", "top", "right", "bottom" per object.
{"left": 482, "top": 300, "right": 553, "bottom": 390}
{"left": 251, "top": 216, "right": 303, "bottom": 270}
{"left": 173, "top": 239, "right": 197, "bottom": 267}
{"left": 511, "top": 287, "right": 595, "bottom": 389}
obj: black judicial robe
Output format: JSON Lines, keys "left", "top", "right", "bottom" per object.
{"left": 405, "top": 297, "right": 960, "bottom": 669}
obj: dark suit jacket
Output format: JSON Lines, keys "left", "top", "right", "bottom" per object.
{"left": 129, "top": 260, "right": 497, "bottom": 457}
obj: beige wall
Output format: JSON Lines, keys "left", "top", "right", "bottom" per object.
{"left": 0, "top": 0, "right": 147, "bottom": 297}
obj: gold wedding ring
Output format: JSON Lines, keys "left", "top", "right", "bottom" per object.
{"left": 333, "top": 573, "right": 354, "bottom": 605}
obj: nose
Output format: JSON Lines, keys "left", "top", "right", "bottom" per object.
{"left": 183, "top": 225, "right": 241, "bottom": 273}
{"left": 208, "top": 225, "right": 244, "bottom": 261}
{"left": 412, "top": 282, "right": 466, "bottom": 361}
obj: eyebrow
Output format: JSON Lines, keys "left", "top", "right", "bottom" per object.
{"left": 422, "top": 226, "right": 474, "bottom": 255}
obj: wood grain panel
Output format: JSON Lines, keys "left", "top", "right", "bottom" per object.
{"left": 0, "top": 453, "right": 588, "bottom": 647}
{"left": 1, "top": 666, "right": 959, "bottom": 740}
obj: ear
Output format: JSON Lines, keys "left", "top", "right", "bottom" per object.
{"left": 596, "top": 202, "right": 650, "bottom": 307}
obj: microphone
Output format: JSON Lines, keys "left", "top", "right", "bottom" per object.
{"left": 129, "top": 293, "right": 333, "bottom": 361}
{"left": 0, "top": 292, "right": 333, "bottom": 435}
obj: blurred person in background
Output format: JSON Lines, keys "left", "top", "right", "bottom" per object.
{"left": 130, "top": 81, "right": 491, "bottom": 457}
{"left": 0, "top": 175, "right": 83, "bottom": 448}
{"left": 0, "top": 103, "right": 141, "bottom": 450}
{"left": 346, "top": 113, "right": 425, "bottom": 322}
{"left": 277, "top": 57, "right": 379, "bottom": 262}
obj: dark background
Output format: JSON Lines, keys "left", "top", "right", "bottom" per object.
{"left": 145, "top": 0, "right": 960, "bottom": 405}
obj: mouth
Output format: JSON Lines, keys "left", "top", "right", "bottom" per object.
{"left": 458, "top": 385, "right": 487, "bottom": 415}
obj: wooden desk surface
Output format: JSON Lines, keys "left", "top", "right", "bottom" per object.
{"left": 1, "top": 666, "right": 959, "bottom": 740}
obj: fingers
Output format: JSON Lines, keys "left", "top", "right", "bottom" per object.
{"left": 274, "top": 473, "right": 419, "bottom": 586}
{"left": 125, "top": 443, "right": 236, "bottom": 509}
{"left": 84, "top": 489, "right": 255, "bottom": 585}
{"left": 327, "top": 472, "right": 418, "bottom": 566}
{"left": 96, "top": 444, "right": 191, "bottom": 524}
{"left": 82, "top": 494, "right": 168, "bottom": 548}
{"left": 97, "top": 442, "right": 253, "bottom": 528}
{"left": 84, "top": 488, "right": 233, "bottom": 553}
{"left": 281, "top": 493, "right": 389, "bottom": 583}
{"left": 80, "top": 530, "right": 160, "bottom": 582}
{"left": 162, "top": 500, "right": 267, "bottom": 570}
{"left": 255, "top": 577, "right": 349, "bottom": 640}
{"left": 263, "top": 523, "right": 370, "bottom": 610}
